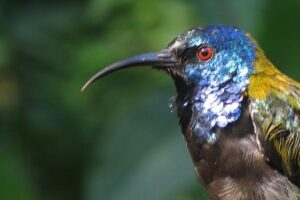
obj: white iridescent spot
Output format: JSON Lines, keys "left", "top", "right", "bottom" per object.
{"left": 207, "top": 133, "right": 217, "bottom": 144}
{"left": 222, "top": 74, "right": 231, "bottom": 82}
{"left": 226, "top": 60, "right": 236, "bottom": 69}
{"left": 202, "top": 108, "right": 208, "bottom": 114}
{"left": 216, "top": 116, "right": 228, "bottom": 128}
{"left": 206, "top": 93, "right": 218, "bottom": 104}
{"left": 240, "top": 67, "right": 249, "bottom": 76}
{"left": 182, "top": 101, "right": 188, "bottom": 107}
{"left": 203, "top": 101, "right": 210, "bottom": 110}
{"left": 210, "top": 97, "right": 221, "bottom": 108}
{"left": 211, "top": 101, "right": 224, "bottom": 114}
{"left": 210, "top": 119, "right": 217, "bottom": 127}
{"left": 224, "top": 102, "right": 239, "bottom": 113}
{"left": 237, "top": 95, "right": 243, "bottom": 102}
{"left": 217, "top": 88, "right": 225, "bottom": 95}
{"left": 211, "top": 80, "right": 219, "bottom": 87}
{"left": 204, "top": 86, "right": 218, "bottom": 95}
{"left": 171, "top": 40, "right": 183, "bottom": 49}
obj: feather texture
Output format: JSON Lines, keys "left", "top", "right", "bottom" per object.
{"left": 249, "top": 46, "right": 300, "bottom": 187}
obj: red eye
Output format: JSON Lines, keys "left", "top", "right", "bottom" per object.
{"left": 197, "top": 45, "right": 214, "bottom": 61}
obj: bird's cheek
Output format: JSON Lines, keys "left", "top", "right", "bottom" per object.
{"left": 183, "top": 66, "right": 204, "bottom": 82}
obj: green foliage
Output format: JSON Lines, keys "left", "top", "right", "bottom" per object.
{"left": 0, "top": 150, "right": 36, "bottom": 200}
{"left": 1, "top": 0, "right": 300, "bottom": 199}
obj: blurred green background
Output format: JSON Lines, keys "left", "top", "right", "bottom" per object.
{"left": 1, "top": 0, "right": 300, "bottom": 199}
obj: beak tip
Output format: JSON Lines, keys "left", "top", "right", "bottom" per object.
{"left": 81, "top": 82, "right": 90, "bottom": 92}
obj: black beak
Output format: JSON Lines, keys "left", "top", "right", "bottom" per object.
{"left": 81, "top": 49, "right": 178, "bottom": 91}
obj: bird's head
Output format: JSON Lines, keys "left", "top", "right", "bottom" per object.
{"left": 82, "top": 25, "right": 256, "bottom": 91}
{"left": 82, "top": 25, "right": 258, "bottom": 141}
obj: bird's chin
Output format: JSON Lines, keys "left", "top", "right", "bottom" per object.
{"left": 166, "top": 68, "right": 188, "bottom": 81}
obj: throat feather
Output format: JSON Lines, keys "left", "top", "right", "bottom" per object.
{"left": 187, "top": 80, "right": 248, "bottom": 143}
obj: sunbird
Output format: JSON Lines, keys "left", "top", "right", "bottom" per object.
{"left": 82, "top": 25, "right": 300, "bottom": 200}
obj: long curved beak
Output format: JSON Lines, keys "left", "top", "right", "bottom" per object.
{"left": 81, "top": 50, "right": 178, "bottom": 91}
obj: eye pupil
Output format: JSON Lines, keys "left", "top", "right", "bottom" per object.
{"left": 201, "top": 49, "right": 209, "bottom": 56}
{"left": 197, "top": 45, "right": 214, "bottom": 61}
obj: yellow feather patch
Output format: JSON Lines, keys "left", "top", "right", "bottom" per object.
{"left": 248, "top": 47, "right": 298, "bottom": 102}
{"left": 249, "top": 43, "right": 300, "bottom": 176}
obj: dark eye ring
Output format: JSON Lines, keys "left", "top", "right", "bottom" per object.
{"left": 197, "top": 45, "right": 214, "bottom": 61}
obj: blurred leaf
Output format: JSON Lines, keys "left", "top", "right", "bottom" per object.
{"left": 0, "top": 150, "right": 36, "bottom": 200}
